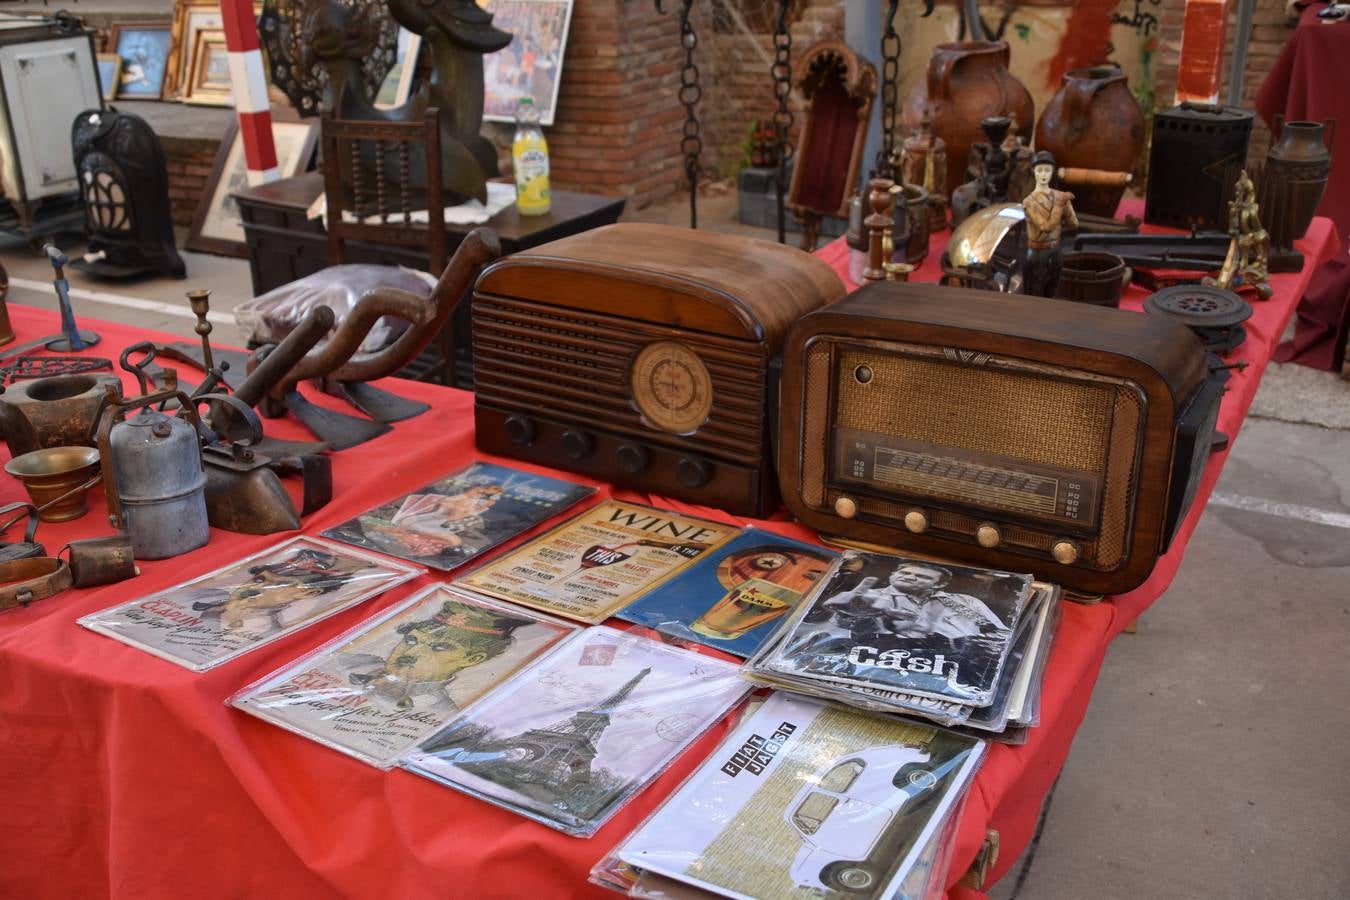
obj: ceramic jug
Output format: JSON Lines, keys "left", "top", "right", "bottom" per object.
{"left": 1035, "top": 66, "right": 1145, "bottom": 217}
{"left": 1258, "top": 117, "right": 1334, "bottom": 249}
{"left": 903, "top": 41, "right": 1034, "bottom": 198}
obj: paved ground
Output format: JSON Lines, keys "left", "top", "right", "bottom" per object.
{"left": 3, "top": 188, "right": 1348, "bottom": 899}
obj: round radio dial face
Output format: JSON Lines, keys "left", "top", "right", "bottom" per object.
{"left": 630, "top": 341, "right": 714, "bottom": 434}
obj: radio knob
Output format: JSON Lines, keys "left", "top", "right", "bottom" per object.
{"left": 675, "top": 456, "right": 712, "bottom": 489}
{"left": 560, "top": 430, "right": 594, "bottom": 460}
{"left": 1052, "top": 540, "right": 1081, "bottom": 565}
{"left": 834, "top": 496, "right": 858, "bottom": 519}
{"left": 504, "top": 415, "right": 535, "bottom": 446}
{"left": 976, "top": 522, "right": 1002, "bottom": 548}
{"left": 616, "top": 443, "right": 649, "bottom": 474}
{"left": 904, "top": 509, "right": 929, "bottom": 533}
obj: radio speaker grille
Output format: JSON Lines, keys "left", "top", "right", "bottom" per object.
{"left": 797, "top": 340, "right": 1144, "bottom": 571}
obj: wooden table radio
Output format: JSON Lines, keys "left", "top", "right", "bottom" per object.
{"left": 472, "top": 223, "right": 847, "bottom": 516}
{"left": 777, "top": 281, "right": 1222, "bottom": 595}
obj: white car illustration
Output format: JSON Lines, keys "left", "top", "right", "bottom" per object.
{"left": 783, "top": 745, "right": 946, "bottom": 894}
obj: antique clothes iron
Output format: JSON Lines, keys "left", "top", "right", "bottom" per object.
{"left": 70, "top": 109, "right": 185, "bottom": 280}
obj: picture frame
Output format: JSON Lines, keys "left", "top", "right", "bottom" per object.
{"left": 95, "top": 53, "right": 123, "bottom": 102}
{"left": 480, "top": 0, "right": 574, "bottom": 127}
{"left": 183, "top": 28, "right": 233, "bottom": 106}
{"left": 167, "top": 1, "right": 261, "bottom": 99}
{"left": 374, "top": 28, "right": 423, "bottom": 110}
{"left": 108, "top": 23, "right": 172, "bottom": 101}
{"left": 187, "top": 117, "right": 319, "bottom": 257}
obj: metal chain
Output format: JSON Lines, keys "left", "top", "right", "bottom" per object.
{"left": 772, "top": 0, "right": 794, "bottom": 243}
{"left": 677, "top": 0, "right": 702, "bottom": 229}
{"left": 874, "top": 0, "right": 902, "bottom": 181}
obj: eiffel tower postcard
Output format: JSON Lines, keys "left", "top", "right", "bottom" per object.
{"left": 399, "top": 626, "right": 749, "bottom": 835}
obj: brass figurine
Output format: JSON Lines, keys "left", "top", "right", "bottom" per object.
{"left": 1210, "top": 170, "right": 1273, "bottom": 300}
{"left": 1021, "top": 150, "right": 1078, "bottom": 298}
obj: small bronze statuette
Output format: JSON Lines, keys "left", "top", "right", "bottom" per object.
{"left": 1209, "top": 170, "right": 1273, "bottom": 300}
{"left": 1021, "top": 150, "right": 1079, "bottom": 298}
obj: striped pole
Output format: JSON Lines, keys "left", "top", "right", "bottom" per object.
{"left": 219, "top": 0, "right": 279, "bottom": 184}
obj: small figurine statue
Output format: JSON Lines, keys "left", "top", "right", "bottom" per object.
{"left": 1021, "top": 150, "right": 1079, "bottom": 298}
{"left": 951, "top": 117, "right": 1016, "bottom": 227}
{"left": 1209, "top": 170, "right": 1274, "bottom": 300}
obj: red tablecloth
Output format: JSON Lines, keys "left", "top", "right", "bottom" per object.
{"left": 0, "top": 218, "right": 1336, "bottom": 900}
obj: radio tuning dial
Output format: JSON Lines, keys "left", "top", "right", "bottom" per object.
{"left": 1052, "top": 540, "right": 1081, "bottom": 565}
{"left": 676, "top": 456, "right": 711, "bottom": 488}
{"left": 630, "top": 341, "right": 714, "bottom": 434}
{"left": 976, "top": 522, "right": 1002, "bottom": 548}
{"left": 834, "top": 496, "right": 858, "bottom": 519}
{"left": 904, "top": 509, "right": 929, "bottom": 533}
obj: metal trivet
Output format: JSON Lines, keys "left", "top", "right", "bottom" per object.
{"left": 3, "top": 356, "right": 113, "bottom": 384}
{"left": 1143, "top": 285, "right": 1253, "bottom": 353}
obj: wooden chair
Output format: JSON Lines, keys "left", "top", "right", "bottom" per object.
{"left": 321, "top": 107, "right": 456, "bottom": 383}
{"left": 786, "top": 41, "right": 877, "bottom": 251}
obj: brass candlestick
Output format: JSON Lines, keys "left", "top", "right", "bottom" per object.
{"left": 863, "top": 177, "right": 895, "bottom": 283}
{"left": 186, "top": 289, "right": 214, "bottom": 371}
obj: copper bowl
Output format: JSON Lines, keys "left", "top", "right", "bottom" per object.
{"left": 5, "top": 446, "right": 101, "bottom": 522}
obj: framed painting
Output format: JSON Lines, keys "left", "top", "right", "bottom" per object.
{"left": 167, "top": 1, "right": 262, "bottom": 99}
{"left": 109, "top": 23, "right": 173, "bottom": 100}
{"left": 96, "top": 53, "right": 122, "bottom": 102}
{"left": 183, "top": 28, "right": 233, "bottom": 106}
{"left": 480, "top": 0, "right": 574, "bottom": 127}
{"left": 186, "top": 117, "right": 319, "bottom": 257}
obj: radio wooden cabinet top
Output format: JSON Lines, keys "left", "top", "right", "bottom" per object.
{"left": 472, "top": 223, "right": 848, "bottom": 516}
{"left": 778, "top": 281, "right": 1219, "bottom": 595}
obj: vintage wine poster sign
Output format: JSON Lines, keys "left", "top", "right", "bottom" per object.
{"left": 616, "top": 528, "right": 836, "bottom": 658}
{"left": 231, "top": 585, "right": 578, "bottom": 767}
{"left": 78, "top": 537, "right": 421, "bottom": 672}
{"left": 322, "top": 461, "right": 595, "bottom": 571}
{"left": 400, "top": 625, "right": 748, "bottom": 835}
{"left": 762, "top": 551, "right": 1032, "bottom": 706}
{"left": 453, "top": 501, "right": 739, "bottom": 623}
{"left": 616, "top": 692, "right": 985, "bottom": 900}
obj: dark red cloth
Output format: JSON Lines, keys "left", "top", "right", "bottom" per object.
{"left": 1256, "top": 3, "right": 1350, "bottom": 369}
{"left": 1255, "top": 3, "right": 1350, "bottom": 240}
{"left": 1272, "top": 246, "right": 1350, "bottom": 369}
{"left": 0, "top": 213, "right": 1335, "bottom": 900}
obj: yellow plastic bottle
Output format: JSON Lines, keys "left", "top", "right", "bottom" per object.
{"left": 512, "top": 97, "right": 552, "bottom": 216}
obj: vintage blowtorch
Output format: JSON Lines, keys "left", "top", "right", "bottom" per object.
{"left": 43, "top": 244, "right": 100, "bottom": 351}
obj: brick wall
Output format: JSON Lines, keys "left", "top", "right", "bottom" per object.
{"left": 163, "top": 139, "right": 218, "bottom": 229}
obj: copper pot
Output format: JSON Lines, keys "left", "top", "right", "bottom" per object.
{"left": 1035, "top": 66, "right": 1144, "bottom": 217}
{"left": 903, "top": 41, "right": 1034, "bottom": 198}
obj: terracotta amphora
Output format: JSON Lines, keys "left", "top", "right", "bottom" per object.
{"left": 1035, "top": 66, "right": 1144, "bottom": 217}
{"left": 903, "top": 41, "right": 1034, "bottom": 198}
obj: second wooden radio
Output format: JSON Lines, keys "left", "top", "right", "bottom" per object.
{"left": 471, "top": 223, "right": 847, "bottom": 516}
{"left": 777, "top": 281, "right": 1222, "bottom": 595}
